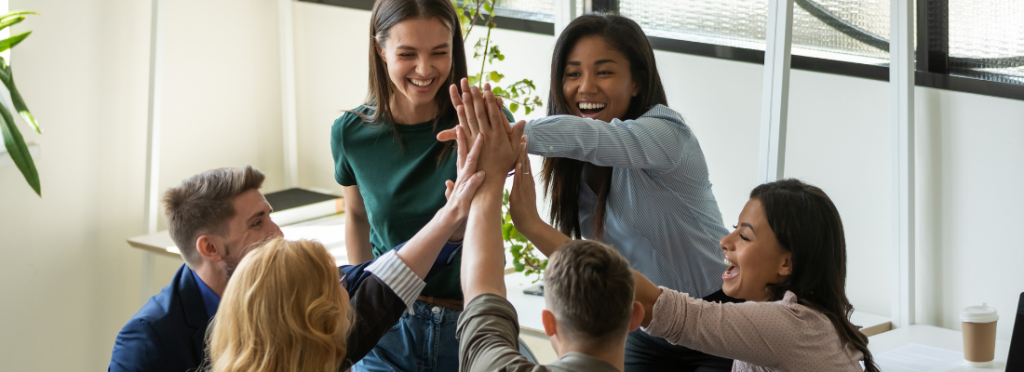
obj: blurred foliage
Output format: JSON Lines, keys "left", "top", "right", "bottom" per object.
{"left": 0, "top": 11, "right": 42, "bottom": 197}
{"left": 453, "top": 0, "right": 543, "bottom": 115}
{"left": 501, "top": 189, "right": 547, "bottom": 282}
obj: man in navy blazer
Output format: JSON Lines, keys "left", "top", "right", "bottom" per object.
{"left": 109, "top": 158, "right": 485, "bottom": 371}
{"left": 109, "top": 263, "right": 213, "bottom": 372}
{"left": 109, "top": 166, "right": 285, "bottom": 372}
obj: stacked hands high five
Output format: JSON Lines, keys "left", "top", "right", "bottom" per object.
{"left": 444, "top": 78, "right": 545, "bottom": 240}
{"left": 445, "top": 78, "right": 525, "bottom": 187}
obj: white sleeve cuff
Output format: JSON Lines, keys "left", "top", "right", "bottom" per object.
{"left": 366, "top": 250, "right": 425, "bottom": 315}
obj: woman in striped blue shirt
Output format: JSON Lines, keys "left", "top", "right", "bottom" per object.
{"left": 446, "top": 14, "right": 740, "bottom": 371}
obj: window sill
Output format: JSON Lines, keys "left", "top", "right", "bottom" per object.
{"left": 0, "top": 143, "right": 40, "bottom": 169}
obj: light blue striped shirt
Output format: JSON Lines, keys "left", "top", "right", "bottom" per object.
{"left": 524, "top": 104, "right": 728, "bottom": 298}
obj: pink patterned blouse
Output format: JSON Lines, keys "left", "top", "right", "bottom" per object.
{"left": 643, "top": 288, "right": 866, "bottom": 372}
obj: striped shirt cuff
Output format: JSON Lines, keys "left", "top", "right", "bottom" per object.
{"left": 366, "top": 250, "right": 425, "bottom": 315}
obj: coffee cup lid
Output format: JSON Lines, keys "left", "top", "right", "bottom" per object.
{"left": 961, "top": 303, "right": 998, "bottom": 323}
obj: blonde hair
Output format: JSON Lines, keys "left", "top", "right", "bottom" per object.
{"left": 206, "top": 238, "right": 351, "bottom": 372}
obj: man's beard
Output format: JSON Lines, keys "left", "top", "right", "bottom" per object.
{"left": 224, "top": 244, "right": 240, "bottom": 280}
{"left": 223, "top": 235, "right": 277, "bottom": 280}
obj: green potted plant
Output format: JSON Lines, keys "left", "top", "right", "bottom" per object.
{"left": 0, "top": 10, "right": 42, "bottom": 197}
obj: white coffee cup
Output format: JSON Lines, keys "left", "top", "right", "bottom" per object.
{"left": 960, "top": 303, "right": 998, "bottom": 367}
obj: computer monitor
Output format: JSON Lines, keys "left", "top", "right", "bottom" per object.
{"left": 1006, "top": 292, "right": 1024, "bottom": 371}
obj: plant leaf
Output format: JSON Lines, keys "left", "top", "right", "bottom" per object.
{"left": 0, "top": 101, "right": 40, "bottom": 196}
{"left": 0, "top": 16, "right": 25, "bottom": 32}
{"left": 509, "top": 102, "right": 518, "bottom": 113}
{"left": 488, "top": 71, "right": 502, "bottom": 83}
{"left": 1, "top": 11, "right": 38, "bottom": 20}
{"left": 0, "top": 57, "right": 41, "bottom": 133}
{"left": 501, "top": 223, "right": 513, "bottom": 241}
{"left": 511, "top": 227, "right": 528, "bottom": 243}
{"left": 0, "top": 31, "right": 30, "bottom": 54}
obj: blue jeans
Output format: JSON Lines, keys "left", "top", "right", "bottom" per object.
{"left": 354, "top": 300, "right": 537, "bottom": 372}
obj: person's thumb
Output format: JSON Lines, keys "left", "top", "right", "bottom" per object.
{"left": 436, "top": 128, "right": 457, "bottom": 142}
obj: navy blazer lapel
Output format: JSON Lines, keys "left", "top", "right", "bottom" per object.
{"left": 178, "top": 265, "right": 213, "bottom": 360}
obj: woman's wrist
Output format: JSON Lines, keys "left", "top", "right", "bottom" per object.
{"left": 513, "top": 214, "right": 543, "bottom": 239}
{"left": 437, "top": 207, "right": 463, "bottom": 237}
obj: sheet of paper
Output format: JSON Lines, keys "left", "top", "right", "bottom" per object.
{"left": 282, "top": 225, "right": 345, "bottom": 246}
{"left": 875, "top": 343, "right": 965, "bottom": 372}
{"left": 281, "top": 225, "right": 348, "bottom": 264}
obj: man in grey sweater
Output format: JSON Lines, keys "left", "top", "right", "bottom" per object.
{"left": 453, "top": 85, "right": 645, "bottom": 372}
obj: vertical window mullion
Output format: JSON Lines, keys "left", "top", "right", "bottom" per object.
{"left": 591, "top": 0, "right": 618, "bottom": 14}
{"left": 916, "top": 0, "right": 949, "bottom": 74}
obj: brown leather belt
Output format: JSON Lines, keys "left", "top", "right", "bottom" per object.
{"left": 417, "top": 295, "right": 464, "bottom": 312}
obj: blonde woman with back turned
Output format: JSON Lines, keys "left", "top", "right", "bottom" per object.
{"left": 207, "top": 238, "right": 352, "bottom": 372}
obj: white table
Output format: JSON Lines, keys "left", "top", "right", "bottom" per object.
{"left": 869, "top": 325, "right": 1012, "bottom": 371}
{"left": 505, "top": 271, "right": 548, "bottom": 336}
{"left": 127, "top": 213, "right": 349, "bottom": 265}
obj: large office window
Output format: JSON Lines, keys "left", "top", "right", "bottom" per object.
{"left": 947, "top": 0, "right": 1024, "bottom": 83}
{"left": 619, "top": 0, "right": 1024, "bottom": 86}
{"left": 621, "top": 0, "right": 892, "bottom": 64}
{"left": 493, "top": 0, "right": 556, "bottom": 22}
{"left": 304, "top": 0, "right": 1024, "bottom": 98}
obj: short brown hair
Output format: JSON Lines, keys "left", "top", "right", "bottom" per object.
{"left": 544, "top": 240, "right": 634, "bottom": 340}
{"left": 163, "top": 165, "right": 265, "bottom": 267}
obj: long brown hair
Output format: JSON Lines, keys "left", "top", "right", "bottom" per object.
{"left": 751, "top": 179, "right": 879, "bottom": 372}
{"left": 542, "top": 14, "right": 668, "bottom": 239}
{"left": 361, "top": 0, "right": 467, "bottom": 159}
{"left": 206, "top": 238, "right": 353, "bottom": 372}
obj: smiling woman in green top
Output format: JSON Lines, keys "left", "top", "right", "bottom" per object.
{"left": 329, "top": 0, "right": 527, "bottom": 370}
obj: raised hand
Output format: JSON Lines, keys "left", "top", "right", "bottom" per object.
{"left": 509, "top": 136, "right": 543, "bottom": 232}
{"left": 440, "top": 80, "right": 525, "bottom": 168}
{"left": 440, "top": 126, "right": 486, "bottom": 228}
{"left": 470, "top": 85, "right": 521, "bottom": 186}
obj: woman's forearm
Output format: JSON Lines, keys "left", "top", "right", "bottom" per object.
{"left": 634, "top": 270, "right": 662, "bottom": 328}
{"left": 516, "top": 219, "right": 570, "bottom": 257}
{"left": 523, "top": 109, "right": 687, "bottom": 171}
{"left": 394, "top": 209, "right": 459, "bottom": 280}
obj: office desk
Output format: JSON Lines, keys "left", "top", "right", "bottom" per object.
{"left": 869, "top": 325, "right": 1011, "bottom": 371}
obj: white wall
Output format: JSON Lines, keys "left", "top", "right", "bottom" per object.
{"left": 914, "top": 88, "right": 1024, "bottom": 339}
{"left": 291, "top": 3, "right": 1024, "bottom": 341}
{"left": 0, "top": 0, "right": 285, "bottom": 369}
